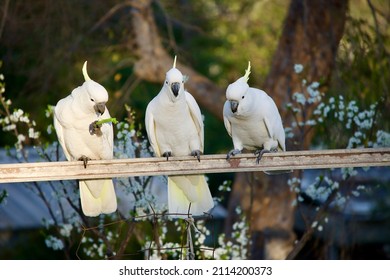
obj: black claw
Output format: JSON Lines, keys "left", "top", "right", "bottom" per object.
{"left": 78, "top": 155, "right": 91, "bottom": 168}
{"left": 162, "top": 151, "right": 172, "bottom": 161}
{"left": 226, "top": 149, "right": 241, "bottom": 161}
{"left": 191, "top": 150, "right": 201, "bottom": 162}
{"left": 254, "top": 149, "right": 270, "bottom": 164}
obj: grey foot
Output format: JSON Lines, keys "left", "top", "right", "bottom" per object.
{"left": 226, "top": 149, "right": 241, "bottom": 161}
{"left": 78, "top": 155, "right": 91, "bottom": 168}
{"left": 162, "top": 151, "right": 172, "bottom": 161}
{"left": 89, "top": 121, "right": 102, "bottom": 136}
{"left": 254, "top": 149, "right": 270, "bottom": 164}
{"left": 191, "top": 150, "right": 201, "bottom": 162}
{"left": 254, "top": 148, "right": 277, "bottom": 164}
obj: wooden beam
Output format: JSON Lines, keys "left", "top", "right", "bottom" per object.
{"left": 0, "top": 148, "right": 389, "bottom": 183}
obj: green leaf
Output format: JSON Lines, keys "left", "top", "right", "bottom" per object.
{"left": 95, "top": 117, "right": 118, "bottom": 126}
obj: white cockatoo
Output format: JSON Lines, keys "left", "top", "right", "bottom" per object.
{"left": 54, "top": 61, "right": 117, "bottom": 217}
{"left": 223, "top": 61, "right": 287, "bottom": 168}
{"left": 145, "top": 56, "right": 214, "bottom": 216}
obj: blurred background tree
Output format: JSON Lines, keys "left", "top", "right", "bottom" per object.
{"left": 0, "top": 0, "right": 389, "bottom": 259}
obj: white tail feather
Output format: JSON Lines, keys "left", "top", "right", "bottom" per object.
{"left": 79, "top": 179, "right": 117, "bottom": 217}
{"left": 168, "top": 175, "right": 214, "bottom": 217}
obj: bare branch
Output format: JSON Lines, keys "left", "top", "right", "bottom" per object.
{"left": 89, "top": 1, "right": 135, "bottom": 33}
{"left": 0, "top": 0, "right": 10, "bottom": 40}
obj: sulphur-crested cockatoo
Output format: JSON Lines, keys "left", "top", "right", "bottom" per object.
{"left": 145, "top": 56, "right": 214, "bottom": 216}
{"left": 54, "top": 61, "right": 117, "bottom": 217}
{"left": 223, "top": 61, "right": 287, "bottom": 168}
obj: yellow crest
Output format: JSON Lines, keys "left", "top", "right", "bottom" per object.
{"left": 173, "top": 55, "right": 177, "bottom": 68}
{"left": 243, "top": 61, "right": 251, "bottom": 83}
{"left": 82, "top": 61, "right": 91, "bottom": 81}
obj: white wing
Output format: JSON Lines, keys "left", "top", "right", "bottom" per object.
{"left": 275, "top": 122, "right": 286, "bottom": 151}
{"left": 145, "top": 100, "right": 161, "bottom": 157}
{"left": 223, "top": 101, "right": 233, "bottom": 137}
{"left": 263, "top": 94, "right": 286, "bottom": 152}
{"left": 53, "top": 100, "right": 73, "bottom": 161}
{"left": 263, "top": 116, "right": 274, "bottom": 140}
{"left": 185, "top": 91, "right": 204, "bottom": 152}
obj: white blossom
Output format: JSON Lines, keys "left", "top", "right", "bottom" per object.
{"left": 294, "top": 64, "right": 304, "bottom": 74}
{"left": 17, "top": 134, "right": 26, "bottom": 143}
{"left": 306, "top": 119, "right": 316, "bottom": 126}
{"left": 293, "top": 92, "right": 306, "bottom": 105}
{"left": 351, "top": 191, "right": 360, "bottom": 197}
{"left": 28, "top": 128, "right": 40, "bottom": 139}
{"left": 45, "top": 236, "right": 64, "bottom": 250}
{"left": 374, "top": 130, "right": 390, "bottom": 147}
{"left": 59, "top": 224, "right": 73, "bottom": 237}
{"left": 47, "top": 124, "right": 53, "bottom": 135}
{"left": 19, "top": 115, "right": 30, "bottom": 123}
{"left": 3, "top": 124, "right": 16, "bottom": 131}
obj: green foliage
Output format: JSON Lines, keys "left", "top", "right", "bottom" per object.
{"left": 158, "top": 0, "right": 286, "bottom": 85}
{"left": 331, "top": 10, "right": 390, "bottom": 133}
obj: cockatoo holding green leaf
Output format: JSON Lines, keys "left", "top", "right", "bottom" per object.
{"left": 54, "top": 61, "right": 117, "bottom": 216}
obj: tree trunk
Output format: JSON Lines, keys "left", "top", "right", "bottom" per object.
{"left": 229, "top": 0, "right": 348, "bottom": 260}
{"left": 264, "top": 0, "right": 348, "bottom": 111}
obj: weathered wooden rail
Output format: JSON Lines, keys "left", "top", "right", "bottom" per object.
{"left": 0, "top": 148, "right": 389, "bottom": 183}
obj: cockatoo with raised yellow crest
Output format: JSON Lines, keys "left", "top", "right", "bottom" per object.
{"left": 54, "top": 61, "right": 117, "bottom": 217}
{"left": 223, "top": 61, "right": 287, "bottom": 170}
{"left": 145, "top": 56, "right": 214, "bottom": 216}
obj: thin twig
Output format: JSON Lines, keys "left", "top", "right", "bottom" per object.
{"left": 114, "top": 220, "right": 136, "bottom": 259}
{"left": 0, "top": 0, "right": 10, "bottom": 40}
{"left": 89, "top": 1, "right": 135, "bottom": 33}
{"left": 367, "top": 0, "right": 390, "bottom": 24}
{"left": 154, "top": 0, "right": 177, "bottom": 51}
{"left": 286, "top": 189, "right": 338, "bottom": 260}
{"left": 367, "top": 0, "right": 384, "bottom": 48}
{"left": 247, "top": 172, "right": 255, "bottom": 259}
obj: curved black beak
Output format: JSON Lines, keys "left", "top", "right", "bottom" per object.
{"left": 230, "top": 100, "right": 239, "bottom": 113}
{"left": 171, "top": 82, "right": 180, "bottom": 97}
{"left": 94, "top": 102, "right": 106, "bottom": 115}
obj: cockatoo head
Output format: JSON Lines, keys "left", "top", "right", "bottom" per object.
{"left": 226, "top": 61, "right": 251, "bottom": 114}
{"left": 164, "top": 56, "right": 186, "bottom": 102}
{"left": 82, "top": 61, "right": 109, "bottom": 116}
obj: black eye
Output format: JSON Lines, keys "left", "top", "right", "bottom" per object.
{"left": 242, "top": 96, "right": 245, "bottom": 99}
{"left": 90, "top": 98, "right": 94, "bottom": 102}
{"left": 165, "top": 81, "right": 168, "bottom": 84}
